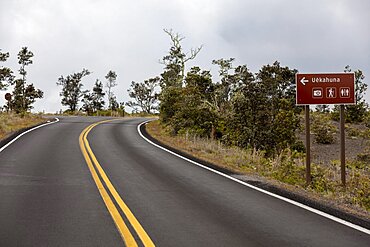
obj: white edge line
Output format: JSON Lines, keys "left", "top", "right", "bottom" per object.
{"left": 0, "top": 117, "right": 60, "bottom": 153}
{"left": 137, "top": 120, "right": 370, "bottom": 235}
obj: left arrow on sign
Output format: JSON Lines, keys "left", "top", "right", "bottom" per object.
{"left": 300, "top": 77, "right": 309, "bottom": 86}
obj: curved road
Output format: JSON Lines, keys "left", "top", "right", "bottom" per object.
{"left": 0, "top": 117, "right": 369, "bottom": 246}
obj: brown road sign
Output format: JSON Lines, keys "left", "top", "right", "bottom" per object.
{"left": 5, "top": 93, "right": 12, "bottom": 101}
{"left": 296, "top": 73, "right": 355, "bottom": 105}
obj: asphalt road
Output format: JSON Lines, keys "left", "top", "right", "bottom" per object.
{"left": 0, "top": 116, "right": 369, "bottom": 246}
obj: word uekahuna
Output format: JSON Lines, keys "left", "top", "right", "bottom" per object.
{"left": 311, "top": 77, "right": 341, "bottom": 83}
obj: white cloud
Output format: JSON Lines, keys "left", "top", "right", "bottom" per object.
{"left": 1, "top": 0, "right": 369, "bottom": 112}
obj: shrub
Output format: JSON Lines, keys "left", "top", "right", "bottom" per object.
{"left": 356, "top": 146, "right": 370, "bottom": 165}
{"left": 311, "top": 113, "right": 336, "bottom": 144}
{"left": 310, "top": 164, "right": 336, "bottom": 193}
{"left": 346, "top": 163, "right": 370, "bottom": 210}
{"left": 291, "top": 140, "right": 306, "bottom": 153}
{"left": 271, "top": 149, "right": 306, "bottom": 186}
{"left": 347, "top": 126, "right": 361, "bottom": 138}
{"left": 364, "top": 111, "right": 370, "bottom": 128}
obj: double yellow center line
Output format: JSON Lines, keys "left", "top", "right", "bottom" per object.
{"left": 79, "top": 119, "right": 155, "bottom": 247}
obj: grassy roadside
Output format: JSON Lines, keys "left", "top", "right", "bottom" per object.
{"left": 0, "top": 113, "right": 46, "bottom": 141}
{"left": 146, "top": 120, "right": 369, "bottom": 219}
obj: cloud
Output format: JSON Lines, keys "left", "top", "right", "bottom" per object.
{"left": 1, "top": 0, "right": 369, "bottom": 112}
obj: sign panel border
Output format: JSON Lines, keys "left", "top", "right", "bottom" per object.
{"left": 295, "top": 72, "right": 355, "bottom": 106}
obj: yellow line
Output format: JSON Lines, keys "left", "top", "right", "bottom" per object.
{"left": 79, "top": 119, "right": 155, "bottom": 247}
{"left": 79, "top": 123, "right": 137, "bottom": 247}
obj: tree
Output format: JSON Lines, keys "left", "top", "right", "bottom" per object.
{"left": 170, "top": 67, "right": 217, "bottom": 137}
{"left": 105, "top": 70, "right": 117, "bottom": 110}
{"left": 254, "top": 61, "right": 300, "bottom": 153}
{"left": 345, "top": 66, "right": 368, "bottom": 122}
{"left": 17, "top": 47, "right": 33, "bottom": 110}
{"left": 344, "top": 65, "right": 367, "bottom": 103}
{"left": 126, "top": 77, "right": 160, "bottom": 114}
{"left": 159, "top": 29, "right": 202, "bottom": 123}
{"left": 208, "top": 58, "right": 242, "bottom": 134}
{"left": 81, "top": 91, "right": 94, "bottom": 115}
{"left": 0, "top": 50, "right": 14, "bottom": 90}
{"left": 11, "top": 80, "right": 43, "bottom": 112}
{"left": 158, "top": 85, "right": 182, "bottom": 122}
{"left": 10, "top": 47, "right": 43, "bottom": 113}
{"left": 91, "top": 79, "right": 105, "bottom": 112}
{"left": 81, "top": 80, "right": 105, "bottom": 115}
{"left": 333, "top": 66, "right": 368, "bottom": 122}
{"left": 160, "top": 29, "right": 202, "bottom": 88}
{"left": 225, "top": 61, "right": 301, "bottom": 155}
{"left": 109, "top": 95, "right": 119, "bottom": 111}
{"left": 56, "top": 69, "right": 91, "bottom": 112}
{"left": 211, "top": 58, "right": 236, "bottom": 112}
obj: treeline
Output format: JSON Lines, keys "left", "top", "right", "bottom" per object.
{"left": 0, "top": 47, "right": 43, "bottom": 113}
{"left": 146, "top": 30, "right": 303, "bottom": 155}
{"left": 316, "top": 65, "right": 368, "bottom": 123}
{"left": 0, "top": 47, "right": 125, "bottom": 116}
{"left": 56, "top": 69, "right": 124, "bottom": 116}
{"left": 131, "top": 30, "right": 368, "bottom": 156}
{"left": 160, "top": 60, "right": 302, "bottom": 155}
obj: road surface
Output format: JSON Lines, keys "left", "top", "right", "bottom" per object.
{"left": 0, "top": 117, "right": 369, "bottom": 246}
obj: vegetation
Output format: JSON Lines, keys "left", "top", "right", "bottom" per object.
{"left": 0, "top": 48, "right": 46, "bottom": 143}
{"left": 12, "top": 47, "right": 42, "bottom": 113}
{"left": 156, "top": 30, "right": 302, "bottom": 156}
{"left": 126, "top": 77, "right": 160, "bottom": 114}
{"left": 146, "top": 120, "right": 370, "bottom": 212}
{"left": 142, "top": 30, "right": 370, "bottom": 213}
{"left": 311, "top": 112, "right": 336, "bottom": 144}
{"left": 0, "top": 50, "right": 14, "bottom": 90}
{"left": 1, "top": 47, "right": 43, "bottom": 113}
{"left": 331, "top": 66, "right": 369, "bottom": 123}
{"left": 56, "top": 69, "right": 91, "bottom": 112}
{"left": 81, "top": 79, "right": 106, "bottom": 115}
{"left": 1, "top": 32, "right": 369, "bottom": 212}
{"left": 55, "top": 68, "right": 125, "bottom": 116}
{"left": 105, "top": 70, "right": 118, "bottom": 110}
{"left": 0, "top": 112, "right": 45, "bottom": 140}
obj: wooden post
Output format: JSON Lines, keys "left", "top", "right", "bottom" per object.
{"left": 340, "top": 105, "right": 346, "bottom": 187}
{"left": 305, "top": 105, "right": 311, "bottom": 185}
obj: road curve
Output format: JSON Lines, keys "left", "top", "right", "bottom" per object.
{"left": 0, "top": 116, "right": 369, "bottom": 246}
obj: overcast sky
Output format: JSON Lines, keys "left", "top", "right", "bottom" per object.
{"left": 1, "top": 0, "right": 369, "bottom": 113}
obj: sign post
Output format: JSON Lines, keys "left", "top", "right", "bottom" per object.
{"left": 296, "top": 73, "right": 355, "bottom": 186}
{"left": 4, "top": 93, "right": 12, "bottom": 112}
{"left": 340, "top": 105, "right": 346, "bottom": 186}
{"left": 305, "top": 105, "right": 311, "bottom": 184}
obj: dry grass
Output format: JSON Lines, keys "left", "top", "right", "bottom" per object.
{"left": 146, "top": 120, "right": 370, "bottom": 217}
{"left": 0, "top": 112, "right": 46, "bottom": 140}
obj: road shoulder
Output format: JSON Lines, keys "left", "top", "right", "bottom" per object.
{"left": 140, "top": 121, "right": 370, "bottom": 230}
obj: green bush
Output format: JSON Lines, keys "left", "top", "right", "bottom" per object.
{"left": 332, "top": 104, "right": 369, "bottom": 123}
{"left": 347, "top": 126, "right": 361, "bottom": 138}
{"left": 312, "top": 113, "right": 336, "bottom": 144}
{"left": 270, "top": 149, "right": 306, "bottom": 186}
{"left": 346, "top": 165, "right": 370, "bottom": 210}
{"left": 291, "top": 140, "right": 306, "bottom": 153}
{"left": 364, "top": 111, "right": 370, "bottom": 128}
{"left": 356, "top": 147, "right": 370, "bottom": 165}
{"left": 310, "top": 164, "right": 336, "bottom": 193}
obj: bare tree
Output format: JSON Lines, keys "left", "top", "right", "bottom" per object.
{"left": 105, "top": 70, "right": 117, "bottom": 110}
{"left": 160, "top": 29, "right": 202, "bottom": 87}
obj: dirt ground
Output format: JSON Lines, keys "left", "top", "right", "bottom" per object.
{"left": 299, "top": 121, "right": 369, "bottom": 165}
